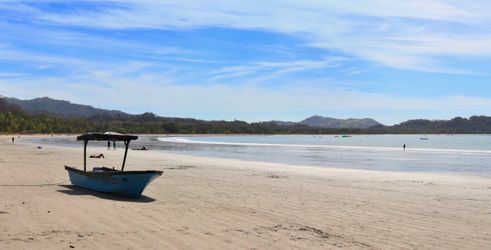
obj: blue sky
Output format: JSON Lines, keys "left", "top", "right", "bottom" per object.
{"left": 1, "top": 1, "right": 491, "bottom": 124}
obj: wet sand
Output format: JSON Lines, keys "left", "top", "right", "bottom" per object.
{"left": 0, "top": 135, "right": 490, "bottom": 249}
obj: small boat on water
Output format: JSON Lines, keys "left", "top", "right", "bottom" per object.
{"left": 420, "top": 137, "right": 429, "bottom": 140}
{"left": 65, "top": 132, "right": 163, "bottom": 198}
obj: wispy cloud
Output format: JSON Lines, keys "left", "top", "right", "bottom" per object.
{"left": 209, "top": 57, "right": 345, "bottom": 83}
{"left": 4, "top": 0, "right": 490, "bottom": 72}
{"left": 2, "top": 72, "right": 491, "bottom": 124}
{"left": 1, "top": 1, "right": 491, "bottom": 123}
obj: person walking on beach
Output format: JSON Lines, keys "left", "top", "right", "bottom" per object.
{"left": 403, "top": 144, "right": 406, "bottom": 151}
{"left": 107, "top": 141, "right": 111, "bottom": 150}
{"left": 113, "top": 141, "right": 116, "bottom": 150}
{"left": 11, "top": 137, "right": 14, "bottom": 143}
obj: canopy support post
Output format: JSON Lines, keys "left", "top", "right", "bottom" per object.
{"left": 83, "top": 140, "right": 88, "bottom": 172}
{"left": 121, "top": 140, "right": 130, "bottom": 171}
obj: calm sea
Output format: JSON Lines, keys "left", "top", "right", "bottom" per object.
{"left": 32, "top": 134, "right": 491, "bottom": 176}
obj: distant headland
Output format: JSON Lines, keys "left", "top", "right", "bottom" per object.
{"left": 1, "top": 96, "right": 490, "bottom": 134}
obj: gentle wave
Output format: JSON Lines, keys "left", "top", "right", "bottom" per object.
{"left": 157, "top": 137, "right": 491, "bottom": 155}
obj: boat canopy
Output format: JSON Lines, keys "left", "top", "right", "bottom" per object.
{"left": 78, "top": 132, "right": 138, "bottom": 172}
{"left": 77, "top": 132, "right": 138, "bottom": 142}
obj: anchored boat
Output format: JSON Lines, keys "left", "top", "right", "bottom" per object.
{"left": 65, "top": 132, "right": 163, "bottom": 198}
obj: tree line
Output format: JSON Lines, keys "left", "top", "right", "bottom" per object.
{"left": 2, "top": 99, "right": 491, "bottom": 134}
{"left": 0, "top": 100, "right": 363, "bottom": 134}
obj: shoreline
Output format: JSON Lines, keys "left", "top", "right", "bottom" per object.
{"left": 1, "top": 135, "right": 491, "bottom": 249}
{"left": 4, "top": 132, "right": 491, "bottom": 137}
{"left": 22, "top": 135, "right": 491, "bottom": 182}
{"left": 25, "top": 134, "right": 491, "bottom": 178}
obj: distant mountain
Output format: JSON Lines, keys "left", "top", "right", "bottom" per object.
{"left": 270, "top": 115, "right": 382, "bottom": 129}
{"left": 2, "top": 97, "right": 382, "bottom": 129}
{"left": 3, "top": 95, "right": 491, "bottom": 134}
{"left": 2, "top": 97, "right": 129, "bottom": 119}
{"left": 298, "top": 115, "right": 382, "bottom": 129}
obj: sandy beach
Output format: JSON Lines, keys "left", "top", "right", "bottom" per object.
{"left": 1, "top": 135, "right": 490, "bottom": 249}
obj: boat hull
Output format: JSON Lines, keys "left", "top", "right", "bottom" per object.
{"left": 65, "top": 166, "right": 162, "bottom": 198}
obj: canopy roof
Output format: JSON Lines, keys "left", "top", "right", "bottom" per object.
{"left": 77, "top": 132, "right": 138, "bottom": 141}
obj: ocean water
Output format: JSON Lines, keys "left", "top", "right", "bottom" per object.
{"left": 32, "top": 134, "right": 491, "bottom": 176}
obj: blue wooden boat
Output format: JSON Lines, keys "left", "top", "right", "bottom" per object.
{"left": 65, "top": 133, "right": 163, "bottom": 198}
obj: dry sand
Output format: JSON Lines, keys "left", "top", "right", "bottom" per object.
{"left": 0, "top": 135, "right": 490, "bottom": 249}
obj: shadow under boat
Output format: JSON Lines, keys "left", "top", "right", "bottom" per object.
{"left": 57, "top": 184, "right": 156, "bottom": 203}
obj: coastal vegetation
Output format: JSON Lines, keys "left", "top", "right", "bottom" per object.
{"left": 0, "top": 98, "right": 361, "bottom": 134}
{"left": 1, "top": 97, "right": 491, "bottom": 134}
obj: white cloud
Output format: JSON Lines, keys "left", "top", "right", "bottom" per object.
{"left": 1, "top": 0, "right": 491, "bottom": 124}
{"left": 2, "top": 72, "right": 491, "bottom": 124}
{"left": 5, "top": 0, "right": 491, "bottom": 72}
{"left": 209, "top": 57, "right": 345, "bottom": 83}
